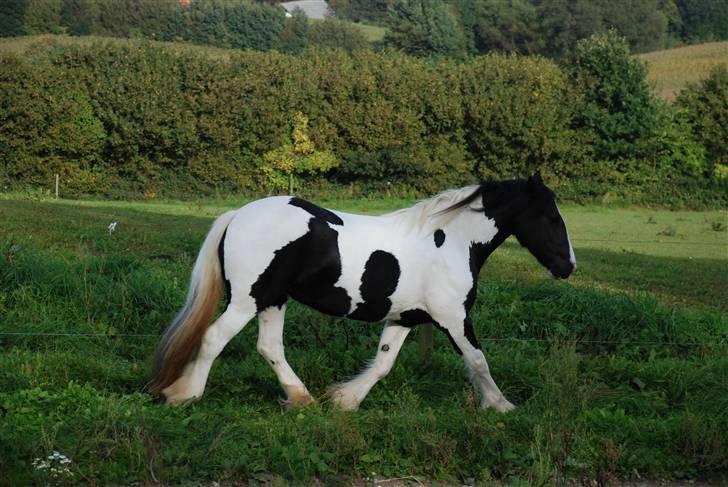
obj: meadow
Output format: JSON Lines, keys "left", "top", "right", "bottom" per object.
{"left": 639, "top": 40, "right": 728, "bottom": 101}
{"left": 0, "top": 195, "right": 726, "bottom": 485}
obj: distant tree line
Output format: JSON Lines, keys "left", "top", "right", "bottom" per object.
{"left": 1, "top": 32, "right": 725, "bottom": 206}
{"left": 1, "top": 0, "right": 727, "bottom": 57}
{"left": 0, "top": 0, "right": 369, "bottom": 53}
{"left": 334, "top": 0, "right": 728, "bottom": 56}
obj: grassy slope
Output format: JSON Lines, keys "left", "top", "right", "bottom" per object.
{"left": 0, "top": 197, "right": 726, "bottom": 484}
{"left": 639, "top": 41, "right": 728, "bottom": 101}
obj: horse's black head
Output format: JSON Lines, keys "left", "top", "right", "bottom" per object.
{"left": 511, "top": 173, "right": 576, "bottom": 279}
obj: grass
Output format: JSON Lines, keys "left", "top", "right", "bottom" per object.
{"left": 1, "top": 195, "right": 726, "bottom": 485}
{"left": 354, "top": 23, "right": 387, "bottom": 43}
{"left": 639, "top": 41, "right": 728, "bottom": 101}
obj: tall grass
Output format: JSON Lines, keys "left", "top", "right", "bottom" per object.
{"left": 640, "top": 41, "right": 728, "bottom": 101}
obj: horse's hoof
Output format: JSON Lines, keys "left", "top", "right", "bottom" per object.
{"left": 494, "top": 399, "right": 516, "bottom": 413}
{"left": 285, "top": 390, "right": 316, "bottom": 409}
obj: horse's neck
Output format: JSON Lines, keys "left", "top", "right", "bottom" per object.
{"left": 440, "top": 206, "right": 510, "bottom": 249}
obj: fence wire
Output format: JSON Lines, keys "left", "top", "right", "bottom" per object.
{"left": 1, "top": 331, "right": 724, "bottom": 348}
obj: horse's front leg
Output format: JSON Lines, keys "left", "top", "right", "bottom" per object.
{"left": 440, "top": 316, "right": 515, "bottom": 412}
{"left": 329, "top": 322, "right": 411, "bottom": 411}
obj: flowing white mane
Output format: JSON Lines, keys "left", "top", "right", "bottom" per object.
{"left": 385, "top": 185, "right": 481, "bottom": 233}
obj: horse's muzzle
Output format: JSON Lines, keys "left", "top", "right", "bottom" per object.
{"left": 550, "top": 259, "right": 575, "bottom": 279}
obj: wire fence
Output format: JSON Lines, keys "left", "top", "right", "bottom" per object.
{"left": 1, "top": 331, "right": 725, "bottom": 348}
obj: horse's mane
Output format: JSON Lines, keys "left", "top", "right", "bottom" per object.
{"left": 385, "top": 178, "right": 555, "bottom": 234}
{"left": 384, "top": 184, "right": 483, "bottom": 233}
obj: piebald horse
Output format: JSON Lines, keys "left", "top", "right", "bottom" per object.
{"left": 150, "top": 174, "right": 576, "bottom": 412}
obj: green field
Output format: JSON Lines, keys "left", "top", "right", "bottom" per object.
{"left": 1, "top": 196, "right": 726, "bottom": 485}
{"left": 639, "top": 41, "right": 728, "bottom": 101}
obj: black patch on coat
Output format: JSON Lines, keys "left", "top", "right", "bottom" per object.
{"left": 347, "top": 251, "right": 401, "bottom": 322}
{"left": 396, "top": 309, "right": 433, "bottom": 327}
{"left": 250, "top": 218, "right": 351, "bottom": 315}
{"left": 463, "top": 317, "right": 480, "bottom": 350}
{"left": 463, "top": 241, "right": 500, "bottom": 312}
{"left": 289, "top": 197, "right": 344, "bottom": 226}
{"left": 433, "top": 322, "right": 462, "bottom": 355}
{"left": 434, "top": 229, "right": 446, "bottom": 248}
{"left": 218, "top": 227, "right": 232, "bottom": 308}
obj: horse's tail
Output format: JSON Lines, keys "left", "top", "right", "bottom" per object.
{"left": 149, "top": 209, "right": 238, "bottom": 396}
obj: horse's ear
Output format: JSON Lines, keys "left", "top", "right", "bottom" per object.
{"left": 528, "top": 171, "right": 543, "bottom": 190}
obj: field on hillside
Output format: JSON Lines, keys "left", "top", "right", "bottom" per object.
{"left": 1, "top": 196, "right": 726, "bottom": 485}
{"left": 639, "top": 41, "right": 728, "bottom": 101}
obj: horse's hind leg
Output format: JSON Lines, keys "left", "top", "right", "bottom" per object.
{"left": 330, "top": 322, "right": 411, "bottom": 411}
{"left": 256, "top": 304, "right": 315, "bottom": 408}
{"left": 163, "top": 302, "right": 255, "bottom": 404}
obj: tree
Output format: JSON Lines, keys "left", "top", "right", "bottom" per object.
{"left": 470, "top": 0, "right": 542, "bottom": 54}
{"left": 278, "top": 9, "right": 309, "bottom": 54}
{"left": 262, "top": 112, "right": 338, "bottom": 194}
{"left": 676, "top": 65, "right": 728, "bottom": 176}
{"left": 570, "top": 31, "right": 660, "bottom": 163}
{"left": 0, "top": 0, "right": 27, "bottom": 37}
{"left": 384, "top": 0, "right": 468, "bottom": 58}
{"left": 24, "top": 0, "right": 63, "bottom": 34}
{"left": 61, "top": 0, "right": 99, "bottom": 36}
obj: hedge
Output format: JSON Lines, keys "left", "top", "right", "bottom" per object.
{"left": 0, "top": 37, "right": 724, "bottom": 207}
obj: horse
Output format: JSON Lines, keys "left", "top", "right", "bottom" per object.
{"left": 150, "top": 173, "right": 576, "bottom": 412}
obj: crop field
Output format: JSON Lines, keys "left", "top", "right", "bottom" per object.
{"left": 0, "top": 196, "right": 726, "bottom": 485}
{"left": 639, "top": 41, "right": 728, "bottom": 101}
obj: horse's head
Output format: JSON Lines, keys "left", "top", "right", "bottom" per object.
{"left": 511, "top": 173, "right": 576, "bottom": 279}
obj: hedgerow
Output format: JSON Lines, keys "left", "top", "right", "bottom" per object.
{"left": 0, "top": 35, "right": 724, "bottom": 206}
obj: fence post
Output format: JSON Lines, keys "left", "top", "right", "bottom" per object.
{"left": 55, "top": 174, "right": 59, "bottom": 199}
{"left": 418, "top": 323, "right": 433, "bottom": 365}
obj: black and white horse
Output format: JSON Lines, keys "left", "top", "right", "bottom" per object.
{"left": 151, "top": 174, "right": 575, "bottom": 412}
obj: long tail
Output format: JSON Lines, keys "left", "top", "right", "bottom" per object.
{"left": 149, "top": 209, "right": 238, "bottom": 395}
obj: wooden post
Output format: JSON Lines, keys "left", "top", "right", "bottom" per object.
{"left": 55, "top": 174, "right": 59, "bottom": 199}
{"left": 418, "top": 323, "right": 433, "bottom": 365}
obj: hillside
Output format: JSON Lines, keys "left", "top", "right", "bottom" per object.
{"left": 639, "top": 41, "right": 728, "bottom": 101}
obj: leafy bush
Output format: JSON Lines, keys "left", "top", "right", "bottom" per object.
{"left": 675, "top": 65, "right": 728, "bottom": 178}
{"left": 570, "top": 31, "right": 661, "bottom": 164}
{"left": 0, "top": 37, "right": 724, "bottom": 207}
{"left": 461, "top": 54, "right": 583, "bottom": 179}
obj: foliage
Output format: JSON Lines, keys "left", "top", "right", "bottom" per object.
{"left": 460, "top": 54, "right": 582, "bottom": 179}
{"left": 465, "top": 0, "right": 543, "bottom": 55}
{"left": 329, "top": 0, "right": 395, "bottom": 25}
{"left": 60, "top": 0, "right": 98, "bottom": 36}
{"left": 162, "top": 0, "right": 286, "bottom": 51}
{"left": 675, "top": 65, "right": 728, "bottom": 177}
{"left": 307, "top": 19, "right": 369, "bottom": 52}
{"left": 0, "top": 36, "right": 724, "bottom": 207}
{"left": 94, "top": 0, "right": 178, "bottom": 38}
{"left": 384, "top": 0, "right": 468, "bottom": 59}
{"left": 570, "top": 31, "right": 661, "bottom": 164}
{"left": 278, "top": 10, "right": 309, "bottom": 54}
{"left": 23, "top": 0, "right": 63, "bottom": 35}
{"left": 0, "top": 0, "right": 27, "bottom": 37}
{"left": 262, "top": 112, "right": 338, "bottom": 193}
{"left": 675, "top": 0, "right": 728, "bottom": 41}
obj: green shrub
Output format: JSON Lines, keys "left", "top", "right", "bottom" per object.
{"left": 675, "top": 65, "right": 728, "bottom": 177}
{"left": 0, "top": 54, "right": 106, "bottom": 194}
{"left": 461, "top": 54, "right": 583, "bottom": 179}
{"left": 570, "top": 31, "right": 661, "bottom": 165}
